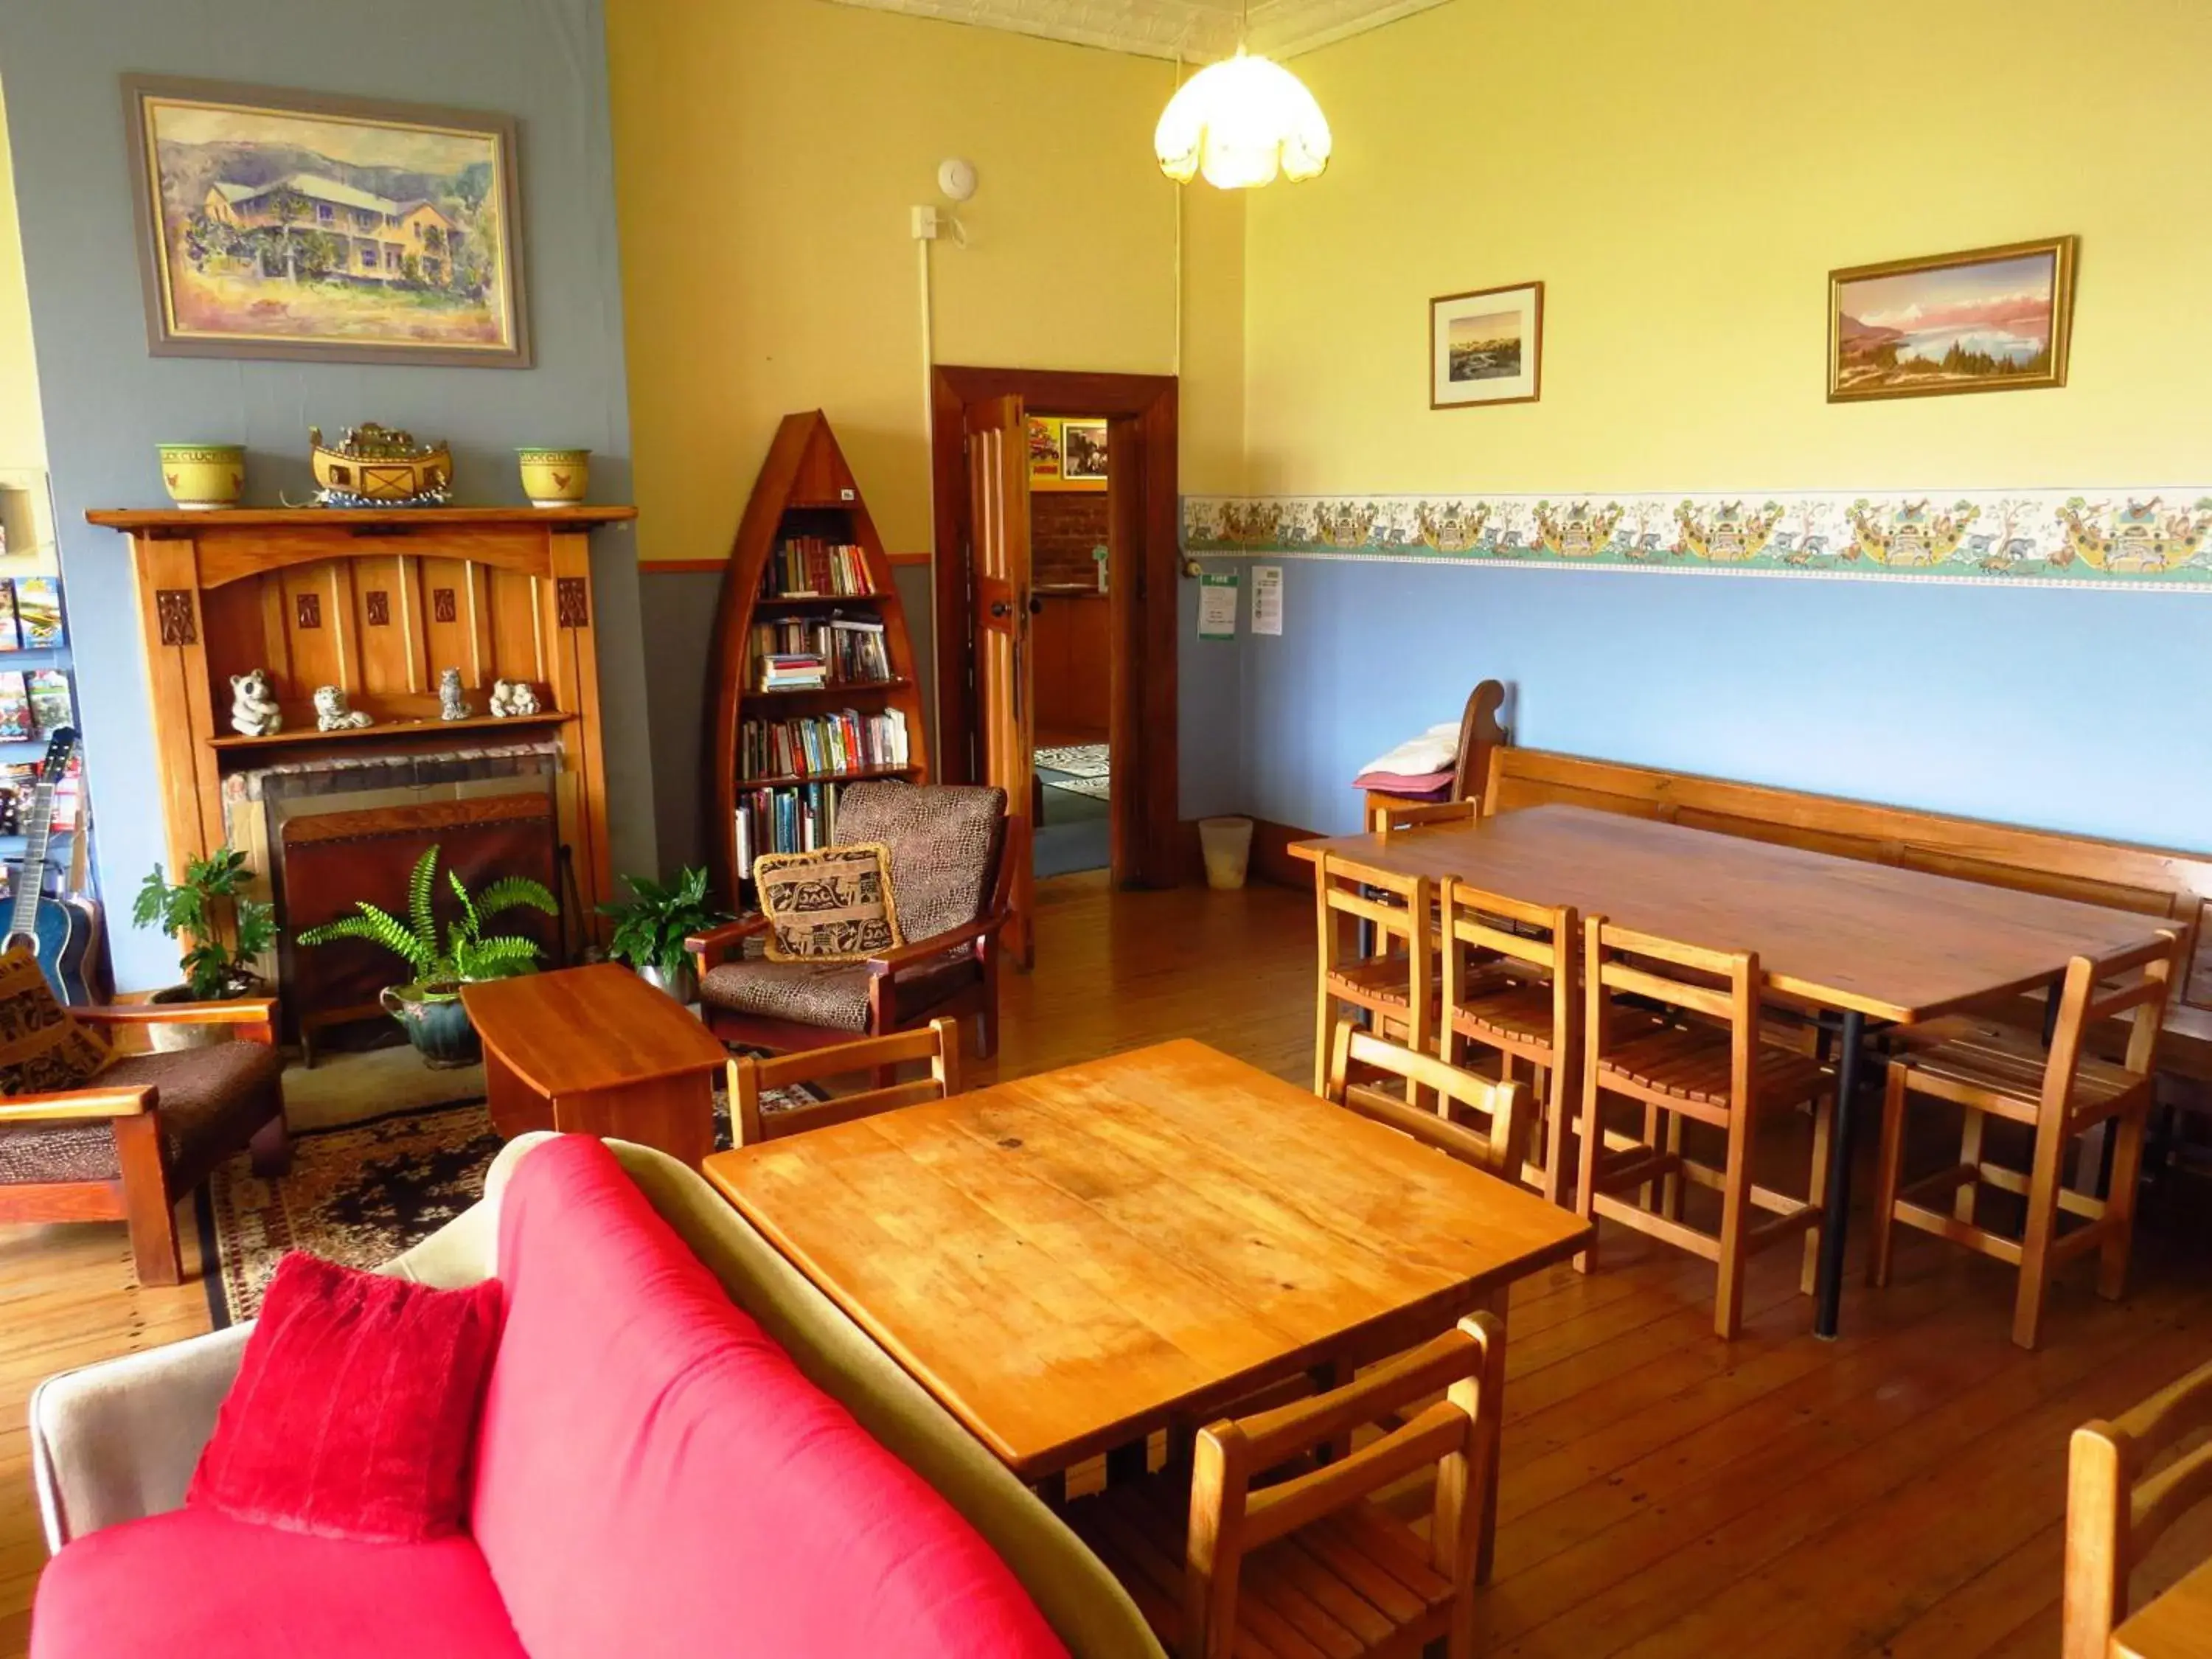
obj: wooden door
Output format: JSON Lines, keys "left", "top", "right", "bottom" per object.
{"left": 966, "top": 393, "right": 1036, "bottom": 965}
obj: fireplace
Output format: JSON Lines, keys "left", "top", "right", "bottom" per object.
{"left": 88, "top": 504, "right": 633, "bottom": 1028}
{"left": 223, "top": 741, "right": 563, "bottom": 1056}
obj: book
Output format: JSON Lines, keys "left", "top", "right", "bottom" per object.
{"left": 26, "top": 670, "right": 71, "bottom": 737}
{"left": 11, "top": 578, "right": 61, "bottom": 649}
{"left": 0, "top": 584, "right": 22, "bottom": 653}
{"left": 758, "top": 538, "right": 874, "bottom": 600}
{"left": 0, "top": 673, "right": 29, "bottom": 740}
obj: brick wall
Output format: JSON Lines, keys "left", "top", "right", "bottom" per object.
{"left": 1034, "top": 491, "right": 1108, "bottom": 587}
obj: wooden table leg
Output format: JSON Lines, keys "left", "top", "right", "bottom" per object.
{"left": 1812, "top": 1009, "right": 1866, "bottom": 1340}
{"left": 1476, "top": 1286, "right": 1508, "bottom": 1585}
{"left": 482, "top": 1041, "right": 547, "bottom": 1140}
{"left": 552, "top": 1067, "right": 717, "bottom": 1167}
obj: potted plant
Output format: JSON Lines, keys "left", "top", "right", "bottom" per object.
{"left": 133, "top": 849, "right": 277, "bottom": 1051}
{"left": 600, "top": 866, "right": 727, "bottom": 1004}
{"left": 296, "top": 844, "right": 557, "bottom": 1068}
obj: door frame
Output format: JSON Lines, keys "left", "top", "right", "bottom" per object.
{"left": 931, "top": 364, "right": 1181, "bottom": 890}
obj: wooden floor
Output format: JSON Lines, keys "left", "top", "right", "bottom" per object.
{"left": 6, "top": 870, "right": 2211, "bottom": 1655}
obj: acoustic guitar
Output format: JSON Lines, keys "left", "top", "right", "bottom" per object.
{"left": 3, "top": 727, "right": 98, "bottom": 1004}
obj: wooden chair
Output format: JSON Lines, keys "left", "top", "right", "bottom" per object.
{"left": 1869, "top": 933, "right": 2183, "bottom": 1350}
{"left": 1066, "top": 1312, "right": 1505, "bottom": 1659}
{"left": 1359, "top": 678, "right": 1507, "bottom": 833}
{"left": 2063, "top": 1354, "right": 2212, "bottom": 1658}
{"left": 1325, "top": 1023, "right": 1530, "bottom": 1180}
{"left": 1371, "top": 799, "right": 1478, "bottom": 838}
{"left": 1313, "top": 850, "right": 1435, "bottom": 1096}
{"left": 727, "top": 1016, "right": 962, "bottom": 1146}
{"left": 1573, "top": 919, "right": 1835, "bottom": 1340}
{"left": 1439, "top": 878, "right": 1579, "bottom": 1203}
{"left": 689, "top": 782, "right": 1013, "bottom": 1061}
{"left": 0, "top": 999, "right": 288, "bottom": 1285}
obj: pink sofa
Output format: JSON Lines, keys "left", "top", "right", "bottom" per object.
{"left": 31, "top": 1135, "right": 1071, "bottom": 1658}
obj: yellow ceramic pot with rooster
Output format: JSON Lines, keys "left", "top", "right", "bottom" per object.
{"left": 517, "top": 448, "right": 591, "bottom": 508}
{"left": 157, "top": 443, "right": 245, "bottom": 510}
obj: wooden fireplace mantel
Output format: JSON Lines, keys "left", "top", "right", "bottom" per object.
{"left": 88, "top": 505, "right": 636, "bottom": 532}
{"left": 90, "top": 502, "right": 637, "bottom": 959}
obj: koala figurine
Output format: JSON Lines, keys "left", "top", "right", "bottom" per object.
{"left": 437, "top": 667, "right": 472, "bottom": 722}
{"left": 313, "top": 684, "right": 374, "bottom": 731}
{"left": 488, "top": 678, "right": 543, "bottom": 717}
{"left": 229, "top": 669, "right": 283, "bottom": 737}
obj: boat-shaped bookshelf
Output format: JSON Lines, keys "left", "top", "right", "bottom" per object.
{"left": 705, "top": 411, "right": 930, "bottom": 902}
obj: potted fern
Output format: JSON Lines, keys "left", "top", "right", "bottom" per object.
{"left": 133, "top": 849, "right": 278, "bottom": 1051}
{"left": 296, "top": 844, "right": 557, "bottom": 1068}
{"left": 600, "top": 866, "right": 727, "bottom": 1004}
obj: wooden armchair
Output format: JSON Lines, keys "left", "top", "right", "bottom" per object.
{"left": 0, "top": 998, "right": 288, "bottom": 1285}
{"left": 1066, "top": 1312, "right": 1506, "bottom": 1659}
{"left": 2064, "top": 1354, "right": 2212, "bottom": 1657}
{"left": 728, "top": 1018, "right": 963, "bottom": 1145}
{"left": 689, "top": 782, "right": 1014, "bottom": 1061}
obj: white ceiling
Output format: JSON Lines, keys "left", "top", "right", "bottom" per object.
{"left": 823, "top": 0, "right": 1454, "bottom": 63}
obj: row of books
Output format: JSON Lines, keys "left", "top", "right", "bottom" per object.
{"left": 748, "top": 614, "right": 891, "bottom": 689}
{"left": 738, "top": 707, "right": 910, "bottom": 782}
{"left": 0, "top": 670, "right": 72, "bottom": 742}
{"left": 0, "top": 578, "right": 63, "bottom": 652}
{"left": 759, "top": 538, "right": 874, "bottom": 600}
{"left": 733, "top": 782, "right": 847, "bottom": 880}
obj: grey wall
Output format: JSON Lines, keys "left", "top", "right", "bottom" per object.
{"left": 0, "top": 0, "right": 652, "bottom": 990}
{"left": 638, "top": 560, "right": 936, "bottom": 884}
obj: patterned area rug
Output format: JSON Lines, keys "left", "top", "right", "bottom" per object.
{"left": 1040, "top": 771, "right": 1110, "bottom": 801}
{"left": 1033, "top": 742, "right": 1109, "bottom": 778}
{"left": 198, "top": 1075, "right": 820, "bottom": 1326}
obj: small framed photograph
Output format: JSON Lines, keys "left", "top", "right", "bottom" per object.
{"left": 1430, "top": 281, "right": 1543, "bottom": 410}
{"left": 1828, "top": 236, "right": 2076, "bottom": 403}
{"left": 1026, "top": 417, "right": 1062, "bottom": 482}
{"left": 1060, "top": 419, "right": 1109, "bottom": 483}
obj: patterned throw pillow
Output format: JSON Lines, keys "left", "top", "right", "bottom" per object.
{"left": 754, "top": 842, "right": 903, "bottom": 963}
{"left": 0, "top": 942, "right": 108, "bottom": 1095}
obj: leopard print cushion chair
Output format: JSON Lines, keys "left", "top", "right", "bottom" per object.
{"left": 697, "top": 782, "right": 1010, "bottom": 1057}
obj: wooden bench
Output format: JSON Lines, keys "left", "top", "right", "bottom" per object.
{"left": 1483, "top": 747, "right": 2212, "bottom": 1083}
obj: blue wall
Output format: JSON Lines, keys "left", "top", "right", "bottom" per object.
{"left": 0, "top": 0, "right": 653, "bottom": 990}
{"left": 1207, "top": 557, "right": 2212, "bottom": 851}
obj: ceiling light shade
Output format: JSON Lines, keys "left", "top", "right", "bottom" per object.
{"left": 1155, "top": 50, "right": 1332, "bottom": 189}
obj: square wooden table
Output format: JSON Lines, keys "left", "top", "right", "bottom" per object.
{"left": 701, "top": 1038, "right": 1592, "bottom": 1482}
{"left": 2112, "top": 1554, "right": 2212, "bottom": 1659}
{"left": 1293, "top": 804, "right": 2176, "bottom": 1335}
{"left": 465, "top": 963, "right": 728, "bottom": 1167}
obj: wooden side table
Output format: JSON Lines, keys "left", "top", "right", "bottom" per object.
{"left": 462, "top": 964, "right": 727, "bottom": 1167}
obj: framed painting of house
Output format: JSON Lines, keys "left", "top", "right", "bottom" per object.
{"left": 123, "top": 76, "right": 531, "bottom": 367}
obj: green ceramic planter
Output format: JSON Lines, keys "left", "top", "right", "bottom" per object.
{"left": 380, "top": 981, "right": 481, "bottom": 1068}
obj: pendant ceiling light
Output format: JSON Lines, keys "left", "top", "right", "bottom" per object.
{"left": 1155, "top": 43, "right": 1332, "bottom": 190}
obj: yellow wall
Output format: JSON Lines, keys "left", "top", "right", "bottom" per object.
{"left": 608, "top": 0, "right": 1244, "bottom": 561}
{"left": 0, "top": 75, "right": 46, "bottom": 468}
{"left": 1243, "top": 0, "right": 2212, "bottom": 494}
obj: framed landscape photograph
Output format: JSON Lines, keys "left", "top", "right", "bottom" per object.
{"left": 124, "top": 75, "right": 530, "bottom": 366}
{"left": 1828, "top": 236, "right": 2076, "bottom": 403}
{"left": 1430, "top": 281, "right": 1543, "bottom": 409}
{"left": 1060, "top": 419, "right": 1109, "bottom": 484}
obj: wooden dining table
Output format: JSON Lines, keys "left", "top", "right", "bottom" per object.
{"left": 2111, "top": 1554, "right": 2212, "bottom": 1659}
{"left": 1292, "top": 804, "right": 2176, "bottom": 1337}
{"left": 701, "top": 1038, "right": 1591, "bottom": 1500}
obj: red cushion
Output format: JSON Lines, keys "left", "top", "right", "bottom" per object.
{"left": 30, "top": 1506, "right": 524, "bottom": 1659}
{"left": 189, "top": 1252, "right": 504, "bottom": 1543}
{"left": 471, "top": 1135, "right": 1067, "bottom": 1659}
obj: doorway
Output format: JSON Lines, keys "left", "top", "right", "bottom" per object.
{"left": 930, "top": 366, "right": 1181, "bottom": 967}
{"left": 1029, "top": 411, "right": 1112, "bottom": 880}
